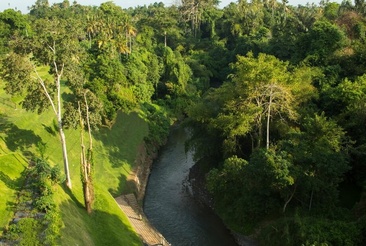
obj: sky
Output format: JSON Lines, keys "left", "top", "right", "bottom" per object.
{"left": 0, "top": 0, "right": 343, "bottom": 14}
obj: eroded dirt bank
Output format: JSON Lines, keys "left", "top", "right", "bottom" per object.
{"left": 126, "top": 140, "right": 163, "bottom": 202}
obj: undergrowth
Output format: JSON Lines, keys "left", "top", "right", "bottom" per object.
{"left": 1, "top": 158, "right": 63, "bottom": 245}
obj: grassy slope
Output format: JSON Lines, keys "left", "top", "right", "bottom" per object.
{"left": 0, "top": 150, "right": 27, "bottom": 235}
{"left": 0, "top": 89, "right": 28, "bottom": 235}
{"left": 0, "top": 80, "right": 147, "bottom": 245}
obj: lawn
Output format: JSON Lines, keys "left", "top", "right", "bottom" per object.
{"left": 0, "top": 79, "right": 147, "bottom": 245}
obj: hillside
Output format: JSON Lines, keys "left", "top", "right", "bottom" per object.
{"left": 0, "top": 83, "right": 148, "bottom": 245}
{"left": 2, "top": 1, "right": 366, "bottom": 244}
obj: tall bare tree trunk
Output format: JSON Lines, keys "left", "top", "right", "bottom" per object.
{"left": 255, "top": 97, "right": 263, "bottom": 149}
{"left": 59, "top": 127, "right": 71, "bottom": 188}
{"left": 84, "top": 93, "right": 94, "bottom": 195}
{"left": 78, "top": 95, "right": 94, "bottom": 214}
{"left": 266, "top": 87, "right": 273, "bottom": 150}
{"left": 34, "top": 59, "right": 72, "bottom": 189}
{"left": 79, "top": 123, "right": 91, "bottom": 213}
{"left": 164, "top": 31, "right": 167, "bottom": 47}
{"left": 55, "top": 64, "right": 72, "bottom": 189}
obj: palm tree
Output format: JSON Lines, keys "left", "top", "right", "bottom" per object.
{"left": 125, "top": 22, "right": 137, "bottom": 54}
{"left": 86, "top": 15, "right": 99, "bottom": 47}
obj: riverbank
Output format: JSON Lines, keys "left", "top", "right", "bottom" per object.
{"left": 115, "top": 194, "right": 170, "bottom": 245}
{"left": 126, "top": 142, "right": 160, "bottom": 202}
{"left": 189, "top": 161, "right": 257, "bottom": 246}
{"left": 118, "top": 126, "right": 170, "bottom": 245}
{"left": 124, "top": 104, "right": 171, "bottom": 203}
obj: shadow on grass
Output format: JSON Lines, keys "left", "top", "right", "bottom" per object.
{"left": 0, "top": 171, "right": 19, "bottom": 190}
{"left": 93, "top": 116, "right": 128, "bottom": 169}
{"left": 108, "top": 174, "right": 129, "bottom": 197}
{"left": 93, "top": 112, "right": 146, "bottom": 169}
{"left": 0, "top": 169, "right": 25, "bottom": 213}
{"left": 0, "top": 115, "right": 43, "bottom": 158}
{"left": 41, "top": 123, "right": 57, "bottom": 136}
{"left": 61, "top": 92, "right": 74, "bottom": 102}
{"left": 61, "top": 183, "right": 84, "bottom": 209}
{"left": 59, "top": 199, "right": 141, "bottom": 246}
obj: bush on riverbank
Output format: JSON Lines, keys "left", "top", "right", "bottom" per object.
{"left": 142, "top": 103, "right": 171, "bottom": 148}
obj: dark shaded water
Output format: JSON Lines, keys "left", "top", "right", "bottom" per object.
{"left": 143, "top": 127, "right": 238, "bottom": 246}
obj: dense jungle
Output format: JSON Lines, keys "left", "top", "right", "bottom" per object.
{"left": 1, "top": 0, "right": 366, "bottom": 245}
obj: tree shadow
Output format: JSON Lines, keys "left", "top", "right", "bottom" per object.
{"left": 59, "top": 199, "right": 141, "bottom": 245}
{"left": 93, "top": 112, "right": 138, "bottom": 169}
{"left": 0, "top": 97, "right": 17, "bottom": 109}
{"left": 0, "top": 167, "right": 26, "bottom": 233}
{"left": 41, "top": 123, "right": 57, "bottom": 136}
{"left": 0, "top": 171, "right": 19, "bottom": 190}
{"left": 108, "top": 174, "right": 128, "bottom": 197}
{"left": 0, "top": 169, "right": 25, "bottom": 213}
{"left": 87, "top": 209, "right": 141, "bottom": 245}
{"left": 0, "top": 115, "right": 43, "bottom": 158}
{"left": 60, "top": 183, "right": 84, "bottom": 209}
{"left": 5, "top": 201, "right": 17, "bottom": 211}
{"left": 61, "top": 92, "right": 74, "bottom": 102}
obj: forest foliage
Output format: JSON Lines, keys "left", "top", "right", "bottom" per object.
{"left": 1, "top": 0, "right": 366, "bottom": 244}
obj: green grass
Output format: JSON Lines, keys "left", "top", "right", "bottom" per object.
{"left": 0, "top": 153, "right": 27, "bottom": 235}
{"left": 0, "top": 93, "right": 28, "bottom": 235}
{"left": 93, "top": 112, "right": 148, "bottom": 195}
{"left": 0, "top": 79, "right": 147, "bottom": 245}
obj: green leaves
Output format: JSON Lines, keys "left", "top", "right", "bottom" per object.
{"left": 207, "top": 155, "right": 248, "bottom": 195}
{"left": 249, "top": 148, "right": 294, "bottom": 190}
{"left": 0, "top": 53, "right": 53, "bottom": 114}
{"left": 1, "top": 52, "right": 33, "bottom": 95}
{"left": 207, "top": 149, "right": 295, "bottom": 226}
{"left": 280, "top": 113, "right": 350, "bottom": 207}
{"left": 159, "top": 47, "right": 192, "bottom": 98}
{"left": 202, "top": 53, "right": 314, "bottom": 153}
{"left": 0, "top": 9, "right": 30, "bottom": 54}
{"left": 299, "top": 20, "right": 347, "bottom": 66}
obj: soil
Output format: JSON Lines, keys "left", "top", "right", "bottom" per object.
{"left": 126, "top": 140, "right": 164, "bottom": 203}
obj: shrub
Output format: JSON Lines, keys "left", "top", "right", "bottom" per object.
{"left": 259, "top": 215, "right": 364, "bottom": 246}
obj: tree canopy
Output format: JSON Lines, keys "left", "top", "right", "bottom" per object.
{"left": 1, "top": 0, "right": 366, "bottom": 245}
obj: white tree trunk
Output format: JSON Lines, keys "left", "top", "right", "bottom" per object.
{"left": 79, "top": 98, "right": 94, "bottom": 213}
{"left": 84, "top": 92, "right": 93, "bottom": 177}
{"left": 266, "top": 86, "right": 273, "bottom": 150}
{"left": 164, "top": 31, "right": 167, "bottom": 48}
{"left": 60, "top": 126, "right": 72, "bottom": 188}
{"left": 56, "top": 66, "right": 72, "bottom": 189}
{"left": 34, "top": 60, "right": 72, "bottom": 189}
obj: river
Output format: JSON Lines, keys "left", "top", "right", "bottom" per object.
{"left": 143, "top": 127, "right": 238, "bottom": 246}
